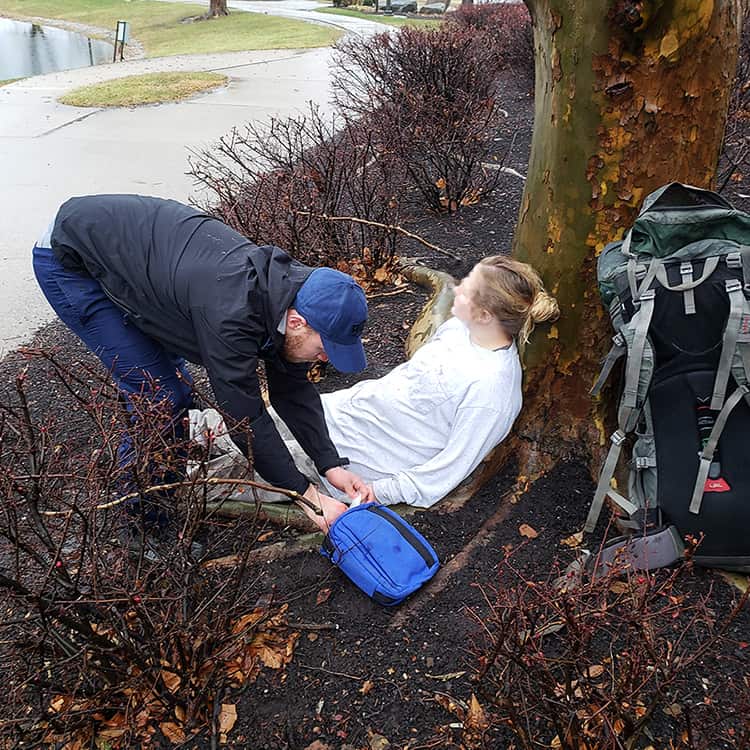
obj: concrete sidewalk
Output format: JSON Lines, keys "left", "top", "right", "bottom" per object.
{"left": 0, "top": 1, "right": 388, "bottom": 353}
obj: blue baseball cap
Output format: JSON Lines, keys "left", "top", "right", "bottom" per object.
{"left": 294, "top": 268, "right": 368, "bottom": 373}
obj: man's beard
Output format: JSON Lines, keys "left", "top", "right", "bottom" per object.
{"left": 282, "top": 327, "right": 309, "bottom": 363}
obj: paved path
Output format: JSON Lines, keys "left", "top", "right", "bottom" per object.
{"left": 0, "top": 1, "right": 386, "bottom": 353}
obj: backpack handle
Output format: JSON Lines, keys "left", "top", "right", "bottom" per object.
{"left": 653, "top": 257, "right": 719, "bottom": 292}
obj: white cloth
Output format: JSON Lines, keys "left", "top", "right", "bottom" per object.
{"left": 320, "top": 317, "right": 522, "bottom": 507}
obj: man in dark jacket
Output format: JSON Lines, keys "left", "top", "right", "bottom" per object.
{"left": 32, "top": 194, "right": 372, "bottom": 528}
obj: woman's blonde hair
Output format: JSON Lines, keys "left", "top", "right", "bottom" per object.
{"left": 472, "top": 255, "right": 559, "bottom": 345}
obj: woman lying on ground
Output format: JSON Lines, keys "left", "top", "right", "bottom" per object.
{"left": 263, "top": 254, "right": 559, "bottom": 530}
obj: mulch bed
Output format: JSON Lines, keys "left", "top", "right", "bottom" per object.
{"left": 3, "top": 69, "right": 750, "bottom": 749}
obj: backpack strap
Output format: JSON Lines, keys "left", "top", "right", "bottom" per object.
{"left": 680, "top": 261, "right": 696, "bottom": 314}
{"left": 689, "top": 383, "right": 749, "bottom": 514}
{"left": 585, "top": 293, "right": 655, "bottom": 534}
{"left": 711, "top": 279, "right": 744, "bottom": 410}
{"left": 590, "top": 332, "right": 626, "bottom": 397}
{"left": 585, "top": 429, "right": 627, "bottom": 533}
{"left": 622, "top": 290, "right": 655, "bottom": 411}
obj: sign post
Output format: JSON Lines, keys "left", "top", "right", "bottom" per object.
{"left": 113, "top": 20, "right": 130, "bottom": 62}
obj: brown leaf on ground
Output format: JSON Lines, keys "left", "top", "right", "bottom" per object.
{"left": 160, "top": 721, "right": 187, "bottom": 744}
{"left": 465, "top": 694, "right": 488, "bottom": 730}
{"left": 316, "top": 587, "right": 332, "bottom": 606}
{"left": 433, "top": 693, "right": 466, "bottom": 721}
{"left": 160, "top": 669, "right": 181, "bottom": 694}
{"left": 360, "top": 679, "right": 375, "bottom": 695}
{"left": 519, "top": 523, "right": 538, "bottom": 539}
{"left": 219, "top": 703, "right": 237, "bottom": 741}
{"left": 584, "top": 664, "right": 604, "bottom": 678}
{"left": 250, "top": 629, "right": 301, "bottom": 669}
{"left": 561, "top": 531, "right": 583, "bottom": 547}
{"left": 368, "top": 732, "right": 391, "bottom": 750}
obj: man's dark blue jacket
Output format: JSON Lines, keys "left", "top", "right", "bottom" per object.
{"left": 50, "top": 194, "right": 345, "bottom": 493}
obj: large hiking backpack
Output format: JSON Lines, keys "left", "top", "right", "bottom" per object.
{"left": 585, "top": 182, "right": 750, "bottom": 572}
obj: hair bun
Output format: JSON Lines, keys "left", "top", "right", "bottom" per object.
{"left": 529, "top": 290, "right": 559, "bottom": 325}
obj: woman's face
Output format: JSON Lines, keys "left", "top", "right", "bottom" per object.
{"left": 451, "top": 266, "right": 483, "bottom": 324}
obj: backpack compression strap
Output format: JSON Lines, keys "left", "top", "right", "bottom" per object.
{"left": 585, "top": 291, "right": 656, "bottom": 534}
{"left": 690, "top": 383, "right": 750, "bottom": 514}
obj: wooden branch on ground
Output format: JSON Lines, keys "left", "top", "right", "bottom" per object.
{"left": 202, "top": 532, "right": 323, "bottom": 569}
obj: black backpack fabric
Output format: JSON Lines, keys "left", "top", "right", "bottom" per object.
{"left": 585, "top": 183, "right": 750, "bottom": 571}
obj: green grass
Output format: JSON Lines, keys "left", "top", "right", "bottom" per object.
{"left": 59, "top": 71, "right": 227, "bottom": 107}
{"left": 316, "top": 6, "right": 442, "bottom": 26}
{"left": 0, "top": 0, "right": 342, "bottom": 57}
{"left": 0, "top": 77, "right": 25, "bottom": 86}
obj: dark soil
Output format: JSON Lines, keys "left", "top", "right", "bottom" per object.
{"left": 3, "top": 69, "right": 750, "bottom": 750}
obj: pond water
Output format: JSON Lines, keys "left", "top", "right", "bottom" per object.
{"left": 0, "top": 17, "right": 114, "bottom": 80}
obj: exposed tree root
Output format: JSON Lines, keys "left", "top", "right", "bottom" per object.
{"left": 389, "top": 488, "right": 515, "bottom": 630}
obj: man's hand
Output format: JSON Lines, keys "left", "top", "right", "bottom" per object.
{"left": 324, "top": 466, "right": 375, "bottom": 503}
{"left": 300, "top": 484, "right": 348, "bottom": 532}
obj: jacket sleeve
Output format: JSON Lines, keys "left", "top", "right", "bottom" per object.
{"left": 193, "top": 310, "right": 310, "bottom": 495}
{"left": 265, "top": 359, "right": 344, "bottom": 475}
{"left": 371, "top": 405, "right": 512, "bottom": 508}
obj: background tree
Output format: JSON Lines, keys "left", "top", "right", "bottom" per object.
{"left": 499, "top": 0, "right": 744, "bottom": 488}
{"left": 209, "top": 0, "right": 229, "bottom": 17}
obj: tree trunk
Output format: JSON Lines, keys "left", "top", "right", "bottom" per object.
{"left": 209, "top": 0, "right": 229, "bottom": 16}
{"left": 510, "top": 0, "right": 742, "bottom": 484}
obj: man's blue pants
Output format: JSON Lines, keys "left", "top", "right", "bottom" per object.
{"left": 32, "top": 244, "right": 194, "bottom": 484}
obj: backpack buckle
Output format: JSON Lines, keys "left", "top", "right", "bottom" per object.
{"left": 726, "top": 252, "right": 742, "bottom": 269}
{"left": 726, "top": 278, "right": 742, "bottom": 294}
{"left": 680, "top": 261, "right": 693, "bottom": 276}
{"left": 611, "top": 430, "right": 626, "bottom": 447}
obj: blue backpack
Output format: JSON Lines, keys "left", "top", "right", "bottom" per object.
{"left": 320, "top": 503, "right": 440, "bottom": 606}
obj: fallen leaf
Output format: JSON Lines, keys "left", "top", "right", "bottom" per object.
{"left": 160, "top": 669, "right": 181, "bottom": 694}
{"left": 360, "top": 679, "right": 375, "bottom": 695}
{"left": 258, "top": 531, "right": 275, "bottom": 542}
{"left": 316, "top": 588, "right": 332, "bottom": 606}
{"left": 160, "top": 721, "right": 186, "bottom": 744}
{"left": 219, "top": 703, "right": 237, "bottom": 740}
{"left": 584, "top": 664, "right": 604, "bottom": 679}
{"left": 435, "top": 177, "right": 447, "bottom": 189}
{"left": 424, "top": 670, "right": 466, "bottom": 681}
{"left": 561, "top": 531, "right": 583, "bottom": 548}
{"left": 519, "top": 523, "right": 538, "bottom": 539}
{"left": 49, "top": 695, "right": 68, "bottom": 713}
{"left": 368, "top": 731, "right": 391, "bottom": 750}
{"left": 373, "top": 267, "right": 389, "bottom": 283}
{"left": 304, "top": 742, "right": 330, "bottom": 750}
{"left": 465, "top": 694, "right": 488, "bottom": 730}
{"left": 663, "top": 703, "right": 683, "bottom": 717}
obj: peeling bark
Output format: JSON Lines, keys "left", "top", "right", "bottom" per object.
{"left": 513, "top": 0, "right": 742, "bottom": 481}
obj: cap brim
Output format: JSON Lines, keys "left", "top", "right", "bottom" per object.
{"left": 321, "top": 335, "right": 367, "bottom": 373}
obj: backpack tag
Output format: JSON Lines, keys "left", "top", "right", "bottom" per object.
{"left": 739, "top": 313, "right": 750, "bottom": 343}
{"left": 320, "top": 503, "right": 440, "bottom": 606}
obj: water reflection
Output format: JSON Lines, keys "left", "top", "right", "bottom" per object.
{"left": 0, "top": 17, "right": 113, "bottom": 79}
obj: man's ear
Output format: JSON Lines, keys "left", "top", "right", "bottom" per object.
{"left": 287, "top": 308, "right": 308, "bottom": 330}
